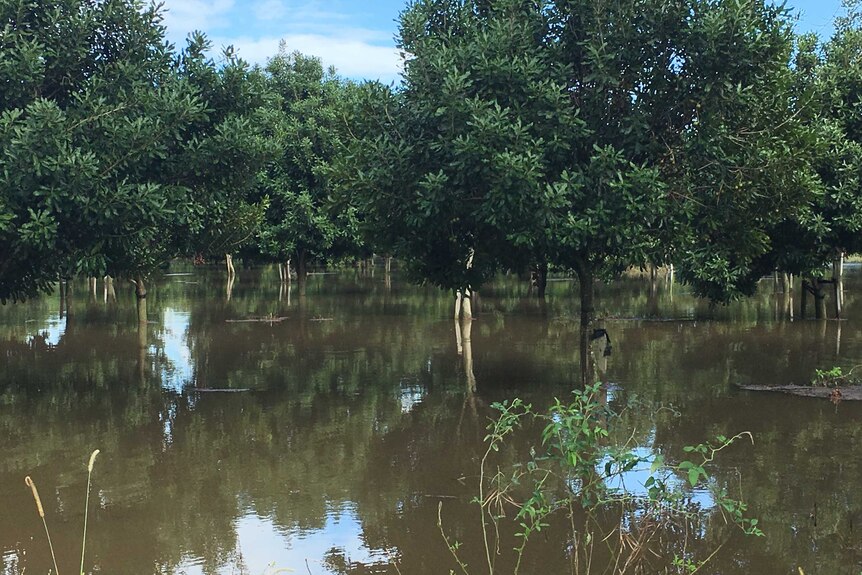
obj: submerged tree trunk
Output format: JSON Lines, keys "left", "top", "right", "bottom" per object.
{"left": 575, "top": 263, "right": 595, "bottom": 328}
{"left": 833, "top": 253, "right": 844, "bottom": 319}
{"left": 285, "top": 260, "right": 292, "bottom": 283}
{"left": 816, "top": 285, "right": 828, "bottom": 320}
{"left": 134, "top": 274, "right": 148, "bottom": 325}
{"left": 225, "top": 253, "right": 235, "bottom": 278}
{"left": 137, "top": 296, "right": 147, "bottom": 385}
{"left": 461, "top": 317, "right": 476, "bottom": 393}
{"left": 104, "top": 275, "right": 116, "bottom": 304}
{"left": 462, "top": 288, "right": 473, "bottom": 320}
{"left": 803, "top": 278, "right": 827, "bottom": 320}
{"left": 296, "top": 251, "right": 308, "bottom": 293}
{"left": 59, "top": 280, "right": 67, "bottom": 319}
{"left": 579, "top": 325, "right": 590, "bottom": 387}
{"left": 800, "top": 282, "right": 808, "bottom": 319}
{"left": 535, "top": 261, "right": 548, "bottom": 298}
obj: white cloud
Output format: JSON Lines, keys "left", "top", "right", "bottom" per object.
{"left": 210, "top": 34, "right": 403, "bottom": 82}
{"left": 158, "top": 0, "right": 403, "bottom": 82}
{"left": 253, "top": 0, "right": 287, "bottom": 21}
{"left": 160, "top": 0, "right": 235, "bottom": 38}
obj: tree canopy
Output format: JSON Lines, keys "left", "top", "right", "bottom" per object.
{"left": 3, "top": 0, "right": 862, "bottom": 319}
{"left": 0, "top": 0, "right": 272, "bottom": 302}
{"left": 336, "top": 0, "right": 814, "bottom": 321}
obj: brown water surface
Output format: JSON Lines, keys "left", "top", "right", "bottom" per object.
{"left": 1, "top": 266, "right": 861, "bottom": 574}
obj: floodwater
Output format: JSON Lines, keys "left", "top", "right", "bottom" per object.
{"left": 1, "top": 266, "right": 861, "bottom": 574}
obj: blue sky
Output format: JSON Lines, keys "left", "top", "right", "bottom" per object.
{"left": 158, "top": 0, "right": 846, "bottom": 84}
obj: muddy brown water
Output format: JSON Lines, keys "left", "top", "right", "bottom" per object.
{"left": 2, "top": 266, "right": 862, "bottom": 574}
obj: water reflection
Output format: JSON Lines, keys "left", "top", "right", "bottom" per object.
{"left": 175, "top": 508, "right": 391, "bottom": 575}
{"left": 155, "top": 309, "right": 193, "bottom": 393}
{"left": 1, "top": 269, "right": 862, "bottom": 574}
{"left": 24, "top": 314, "right": 65, "bottom": 347}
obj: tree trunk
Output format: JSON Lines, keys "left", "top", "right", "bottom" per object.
{"left": 800, "top": 282, "right": 808, "bottom": 319}
{"left": 454, "top": 290, "right": 463, "bottom": 319}
{"left": 804, "top": 278, "right": 827, "bottom": 320}
{"left": 576, "top": 263, "right": 595, "bottom": 328}
{"left": 579, "top": 325, "right": 590, "bottom": 388}
{"left": 815, "top": 285, "right": 827, "bottom": 320}
{"left": 461, "top": 287, "right": 473, "bottom": 320}
{"left": 134, "top": 274, "right": 147, "bottom": 300}
{"left": 225, "top": 253, "right": 235, "bottom": 278}
{"left": 296, "top": 252, "right": 308, "bottom": 285}
{"left": 65, "top": 279, "right": 74, "bottom": 321}
{"left": 59, "top": 281, "right": 67, "bottom": 319}
{"left": 104, "top": 275, "right": 116, "bottom": 303}
{"left": 833, "top": 253, "right": 844, "bottom": 319}
{"left": 462, "top": 317, "right": 476, "bottom": 394}
{"left": 137, "top": 296, "right": 148, "bottom": 385}
{"left": 89, "top": 277, "right": 97, "bottom": 300}
{"left": 285, "top": 260, "right": 292, "bottom": 284}
{"left": 649, "top": 264, "right": 658, "bottom": 296}
{"left": 385, "top": 255, "right": 392, "bottom": 274}
{"left": 536, "top": 261, "right": 548, "bottom": 298}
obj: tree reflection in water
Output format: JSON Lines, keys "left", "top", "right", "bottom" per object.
{"left": 1, "top": 268, "right": 862, "bottom": 573}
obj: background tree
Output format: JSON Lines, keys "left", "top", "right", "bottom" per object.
{"left": 338, "top": 0, "right": 805, "bottom": 323}
{"left": 253, "top": 46, "right": 360, "bottom": 288}
{"left": 0, "top": 1, "right": 273, "bottom": 303}
{"left": 747, "top": 5, "right": 862, "bottom": 319}
{"left": 336, "top": 0, "right": 583, "bottom": 319}
{"left": 0, "top": 0, "right": 202, "bottom": 302}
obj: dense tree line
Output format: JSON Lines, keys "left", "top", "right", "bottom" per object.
{"left": 2, "top": 0, "right": 862, "bottom": 322}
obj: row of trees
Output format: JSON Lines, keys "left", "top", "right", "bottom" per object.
{"left": 2, "top": 0, "right": 862, "bottom": 323}
{"left": 335, "top": 0, "right": 862, "bottom": 323}
{"left": 0, "top": 0, "right": 359, "bottom": 304}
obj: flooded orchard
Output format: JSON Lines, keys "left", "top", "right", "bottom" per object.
{"left": 1, "top": 266, "right": 861, "bottom": 574}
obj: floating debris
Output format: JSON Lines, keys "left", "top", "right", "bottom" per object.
{"left": 225, "top": 316, "right": 288, "bottom": 323}
{"left": 736, "top": 384, "right": 862, "bottom": 401}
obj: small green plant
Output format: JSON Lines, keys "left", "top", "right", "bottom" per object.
{"left": 810, "top": 366, "right": 860, "bottom": 387}
{"left": 25, "top": 449, "right": 100, "bottom": 575}
{"left": 439, "top": 384, "right": 762, "bottom": 574}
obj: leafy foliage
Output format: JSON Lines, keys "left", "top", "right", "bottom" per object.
{"left": 337, "top": 0, "right": 808, "bottom": 311}
{"left": 251, "top": 47, "right": 359, "bottom": 277}
{"left": 439, "top": 384, "right": 761, "bottom": 574}
{"left": 0, "top": 1, "right": 273, "bottom": 301}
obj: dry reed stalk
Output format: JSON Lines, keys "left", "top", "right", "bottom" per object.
{"left": 80, "top": 449, "right": 100, "bottom": 575}
{"left": 25, "top": 475, "right": 60, "bottom": 575}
